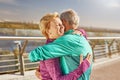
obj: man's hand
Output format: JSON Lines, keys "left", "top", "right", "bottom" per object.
{"left": 73, "top": 30, "right": 83, "bottom": 35}
{"left": 80, "top": 54, "right": 83, "bottom": 64}
{"left": 85, "top": 53, "right": 91, "bottom": 64}
{"left": 35, "top": 68, "right": 42, "bottom": 80}
{"left": 80, "top": 53, "right": 91, "bottom": 64}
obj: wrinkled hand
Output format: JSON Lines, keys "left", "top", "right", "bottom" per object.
{"left": 35, "top": 68, "right": 42, "bottom": 80}
{"left": 85, "top": 53, "right": 91, "bottom": 64}
{"left": 80, "top": 53, "right": 91, "bottom": 64}
{"left": 73, "top": 30, "right": 83, "bottom": 35}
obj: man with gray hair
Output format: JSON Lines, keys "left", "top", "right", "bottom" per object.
{"left": 60, "top": 9, "right": 80, "bottom": 31}
{"left": 59, "top": 9, "right": 92, "bottom": 80}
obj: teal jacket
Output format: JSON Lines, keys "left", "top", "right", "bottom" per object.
{"left": 29, "top": 30, "right": 93, "bottom": 80}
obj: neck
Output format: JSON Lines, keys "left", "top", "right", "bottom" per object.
{"left": 65, "top": 25, "right": 78, "bottom": 32}
{"left": 64, "top": 22, "right": 72, "bottom": 32}
{"left": 65, "top": 26, "right": 73, "bottom": 32}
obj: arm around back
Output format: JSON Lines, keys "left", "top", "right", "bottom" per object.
{"left": 29, "top": 34, "right": 91, "bottom": 62}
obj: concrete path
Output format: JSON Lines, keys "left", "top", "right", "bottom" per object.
{"left": 0, "top": 70, "right": 38, "bottom": 80}
{"left": 91, "top": 54, "right": 120, "bottom": 80}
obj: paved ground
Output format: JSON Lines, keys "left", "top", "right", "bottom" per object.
{"left": 0, "top": 70, "right": 38, "bottom": 80}
{"left": 90, "top": 54, "right": 120, "bottom": 80}
{"left": 0, "top": 54, "right": 120, "bottom": 80}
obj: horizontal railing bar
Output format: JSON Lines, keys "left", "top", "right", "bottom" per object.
{"left": 24, "top": 58, "right": 29, "bottom": 60}
{"left": 95, "top": 45, "right": 105, "bottom": 47}
{"left": 94, "top": 47, "right": 106, "bottom": 50}
{"left": 0, "top": 59, "right": 18, "bottom": 62}
{"left": 0, "top": 70, "right": 19, "bottom": 74}
{"left": 0, "top": 36, "right": 46, "bottom": 40}
{"left": 24, "top": 62, "right": 39, "bottom": 65}
{"left": 95, "top": 53, "right": 106, "bottom": 56}
{"left": 0, "top": 36, "right": 120, "bottom": 40}
{"left": 88, "top": 37, "right": 120, "bottom": 40}
{"left": 0, "top": 54, "right": 14, "bottom": 56}
{"left": 94, "top": 49, "right": 106, "bottom": 52}
{"left": 25, "top": 67, "right": 37, "bottom": 70}
{"left": 0, "top": 64, "right": 18, "bottom": 68}
{"left": 94, "top": 46, "right": 106, "bottom": 49}
{"left": 0, "top": 55, "right": 30, "bottom": 57}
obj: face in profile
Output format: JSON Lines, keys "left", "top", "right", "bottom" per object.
{"left": 48, "top": 17, "right": 64, "bottom": 39}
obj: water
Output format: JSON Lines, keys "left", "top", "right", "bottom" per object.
{"left": 0, "top": 40, "right": 46, "bottom": 53}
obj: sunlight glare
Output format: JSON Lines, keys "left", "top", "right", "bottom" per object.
{"left": 98, "top": 0, "right": 120, "bottom": 8}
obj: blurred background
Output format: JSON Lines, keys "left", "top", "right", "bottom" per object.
{"left": 0, "top": 0, "right": 120, "bottom": 80}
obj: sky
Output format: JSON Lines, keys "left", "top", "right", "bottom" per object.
{"left": 0, "top": 0, "right": 120, "bottom": 30}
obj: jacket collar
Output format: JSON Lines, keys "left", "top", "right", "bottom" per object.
{"left": 64, "top": 29, "right": 74, "bottom": 35}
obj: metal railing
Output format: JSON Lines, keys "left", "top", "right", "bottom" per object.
{"left": 0, "top": 36, "right": 120, "bottom": 75}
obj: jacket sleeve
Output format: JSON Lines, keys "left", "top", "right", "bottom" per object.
{"left": 47, "top": 59, "right": 90, "bottom": 80}
{"left": 29, "top": 35, "right": 89, "bottom": 62}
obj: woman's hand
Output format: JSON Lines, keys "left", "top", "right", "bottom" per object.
{"left": 35, "top": 67, "right": 42, "bottom": 80}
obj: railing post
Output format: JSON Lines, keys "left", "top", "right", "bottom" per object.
{"left": 118, "top": 42, "right": 120, "bottom": 54}
{"left": 89, "top": 40, "right": 96, "bottom": 62}
{"left": 108, "top": 46, "right": 111, "bottom": 58}
{"left": 108, "top": 39, "right": 115, "bottom": 58}
{"left": 92, "top": 43, "right": 96, "bottom": 62}
{"left": 105, "top": 40, "right": 108, "bottom": 57}
{"left": 17, "top": 40, "right": 28, "bottom": 75}
{"left": 17, "top": 41, "right": 25, "bottom": 75}
{"left": 116, "top": 41, "right": 120, "bottom": 55}
{"left": 18, "top": 50, "right": 25, "bottom": 75}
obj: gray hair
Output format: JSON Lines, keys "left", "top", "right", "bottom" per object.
{"left": 60, "top": 9, "right": 79, "bottom": 28}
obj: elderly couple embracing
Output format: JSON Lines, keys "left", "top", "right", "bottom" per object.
{"left": 29, "top": 9, "right": 93, "bottom": 80}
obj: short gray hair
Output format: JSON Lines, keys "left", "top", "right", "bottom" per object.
{"left": 60, "top": 9, "right": 79, "bottom": 28}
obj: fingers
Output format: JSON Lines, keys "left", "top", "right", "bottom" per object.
{"left": 86, "top": 53, "right": 91, "bottom": 64}
{"left": 35, "top": 68, "right": 42, "bottom": 79}
{"left": 86, "top": 54, "right": 91, "bottom": 60}
{"left": 35, "top": 71, "right": 42, "bottom": 79}
{"left": 80, "top": 54, "right": 83, "bottom": 64}
{"left": 73, "top": 30, "right": 83, "bottom": 36}
{"left": 80, "top": 53, "right": 92, "bottom": 65}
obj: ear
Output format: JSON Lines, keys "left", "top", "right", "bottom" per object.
{"left": 61, "top": 19, "right": 66, "bottom": 24}
{"left": 47, "top": 30, "right": 51, "bottom": 34}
